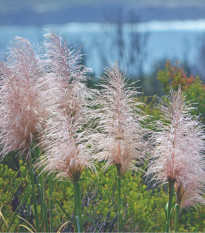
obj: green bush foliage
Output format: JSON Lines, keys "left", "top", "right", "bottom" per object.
{"left": 1, "top": 160, "right": 204, "bottom": 232}
{"left": 157, "top": 60, "right": 205, "bottom": 122}
{"left": 0, "top": 161, "right": 28, "bottom": 232}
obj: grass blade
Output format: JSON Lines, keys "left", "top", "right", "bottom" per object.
{"left": 57, "top": 221, "right": 72, "bottom": 233}
{"left": 17, "top": 224, "right": 34, "bottom": 233}
{"left": 49, "top": 175, "right": 54, "bottom": 232}
{"left": 8, "top": 186, "right": 31, "bottom": 231}
{"left": 54, "top": 198, "right": 74, "bottom": 224}
{"left": 17, "top": 215, "right": 36, "bottom": 232}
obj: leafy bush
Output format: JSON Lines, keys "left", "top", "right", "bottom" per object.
{"left": 0, "top": 158, "right": 205, "bottom": 232}
{"left": 0, "top": 161, "right": 27, "bottom": 232}
{"left": 157, "top": 60, "right": 205, "bottom": 122}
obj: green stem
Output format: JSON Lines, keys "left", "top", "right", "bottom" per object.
{"left": 166, "top": 178, "right": 175, "bottom": 232}
{"left": 73, "top": 181, "right": 83, "bottom": 232}
{"left": 36, "top": 173, "right": 45, "bottom": 231}
{"left": 174, "top": 203, "right": 180, "bottom": 232}
{"left": 29, "top": 164, "right": 40, "bottom": 232}
{"left": 39, "top": 175, "right": 49, "bottom": 232}
{"left": 116, "top": 165, "right": 123, "bottom": 233}
{"left": 49, "top": 175, "right": 54, "bottom": 232}
{"left": 117, "top": 175, "right": 122, "bottom": 232}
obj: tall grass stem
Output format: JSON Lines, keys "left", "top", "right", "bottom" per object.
{"left": 73, "top": 181, "right": 83, "bottom": 232}
{"left": 117, "top": 175, "right": 122, "bottom": 232}
{"left": 39, "top": 175, "right": 49, "bottom": 232}
{"left": 49, "top": 175, "right": 54, "bottom": 232}
{"left": 117, "top": 165, "right": 123, "bottom": 232}
{"left": 29, "top": 164, "right": 40, "bottom": 232}
{"left": 174, "top": 203, "right": 180, "bottom": 232}
{"left": 166, "top": 178, "right": 175, "bottom": 232}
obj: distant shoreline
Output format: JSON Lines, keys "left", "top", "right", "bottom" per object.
{"left": 1, "top": 5, "right": 205, "bottom": 26}
{"left": 1, "top": 20, "right": 205, "bottom": 32}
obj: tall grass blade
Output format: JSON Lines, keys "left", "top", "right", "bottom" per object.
{"left": 17, "top": 224, "right": 34, "bottom": 233}
{"left": 0, "top": 208, "right": 9, "bottom": 231}
{"left": 49, "top": 175, "right": 54, "bottom": 232}
{"left": 8, "top": 186, "right": 31, "bottom": 231}
{"left": 29, "top": 164, "right": 40, "bottom": 232}
{"left": 57, "top": 221, "right": 72, "bottom": 233}
{"left": 17, "top": 215, "right": 36, "bottom": 232}
{"left": 83, "top": 214, "right": 99, "bottom": 232}
{"left": 39, "top": 175, "right": 49, "bottom": 232}
{"left": 54, "top": 198, "right": 74, "bottom": 224}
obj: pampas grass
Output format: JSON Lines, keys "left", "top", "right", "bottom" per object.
{"left": 0, "top": 37, "right": 43, "bottom": 160}
{"left": 94, "top": 64, "right": 149, "bottom": 232}
{"left": 0, "top": 36, "right": 44, "bottom": 232}
{"left": 37, "top": 30, "right": 95, "bottom": 232}
{"left": 147, "top": 88, "right": 205, "bottom": 231}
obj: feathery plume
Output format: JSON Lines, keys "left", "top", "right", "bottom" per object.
{"left": 93, "top": 64, "right": 149, "bottom": 232}
{"left": 147, "top": 88, "right": 205, "bottom": 209}
{"left": 94, "top": 64, "right": 148, "bottom": 176}
{"left": 38, "top": 30, "right": 94, "bottom": 182}
{"left": 0, "top": 37, "right": 43, "bottom": 159}
{"left": 37, "top": 30, "right": 94, "bottom": 232}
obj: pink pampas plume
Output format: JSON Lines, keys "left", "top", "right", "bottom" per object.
{"left": 38, "top": 30, "right": 94, "bottom": 182}
{"left": 147, "top": 88, "right": 205, "bottom": 209}
{"left": 40, "top": 30, "right": 90, "bottom": 115}
{"left": 94, "top": 64, "right": 148, "bottom": 176}
{"left": 0, "top": 37, "right": 43, "bottom": 159}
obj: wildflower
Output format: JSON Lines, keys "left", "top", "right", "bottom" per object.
{"left": 0, "top": 37, "right": 43, "bottom": 159}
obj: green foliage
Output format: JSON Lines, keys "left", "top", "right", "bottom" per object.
{"left": 1, "top": 152, "right": 19, "bottom": 171}
{"left": 0, "top": 159, "right": 205, "bottom": 232}
{"left": 157, "top": 60, "right": 205, "bottom": 122}
{"left": 48, "top": 164, "right": 168, "bottom": 232}
{"left": 178, "top": 207, "right": 205, "bottom": 232}
{"left": 0, "top": 60, "right": 205, "bottom": 231}
{"left": 0, "top": 161, "right": 28, "bottom": 232}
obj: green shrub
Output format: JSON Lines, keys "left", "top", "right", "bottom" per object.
{"left": 157, "top": 60, "right": 205, "bottom": 122}
{"left": 1, "top": 157, "right": 205, "bottom": 232}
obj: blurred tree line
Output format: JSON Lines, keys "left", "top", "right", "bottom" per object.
{"left": 84, "top": 9, "right": 205, "bottom": 98}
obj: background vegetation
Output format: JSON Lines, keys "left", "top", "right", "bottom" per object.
{"left": 0, "top": 61, "right": 205, "bottom": 232}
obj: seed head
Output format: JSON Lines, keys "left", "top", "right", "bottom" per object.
{"left": 94, "top": 64, "right": 148, "bottom": 176}
{"left": 0, "top": 37, "right": 43, "bottom": 159}
{"left": 147, "top": 88, "right": 205, "bottom": 209}
{"left": 38, "top": 31, "right": 94, "bottom": 182}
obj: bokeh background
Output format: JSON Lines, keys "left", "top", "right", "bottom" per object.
{"left": 1, "top": 0, "right": 205, "bottom": 94}
{"left": 1, "top": 2, "right": 205, "bottom": 232}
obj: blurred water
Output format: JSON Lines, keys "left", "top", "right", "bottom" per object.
{"left": 0, "top": 20, "right": 204, "bottom": 76}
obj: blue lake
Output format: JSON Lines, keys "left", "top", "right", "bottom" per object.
{"left": 0, "top": 20, "right": 205, "bottom": 76}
